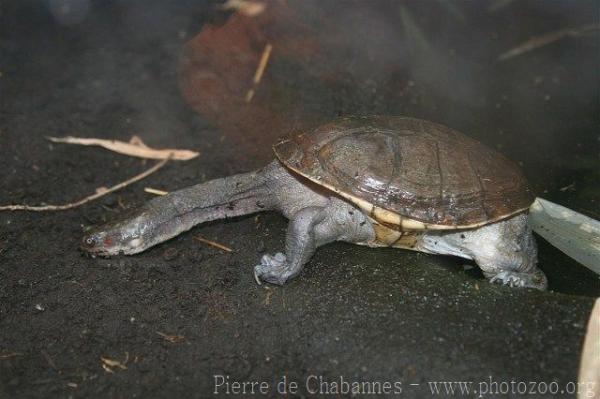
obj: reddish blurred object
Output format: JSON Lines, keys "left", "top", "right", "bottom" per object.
{"left": 178, "top": 1, "right": 323, "bottom": 165}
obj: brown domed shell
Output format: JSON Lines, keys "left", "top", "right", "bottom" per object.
{"left": 274, "top": 116, "right": 534, "bottom": 229}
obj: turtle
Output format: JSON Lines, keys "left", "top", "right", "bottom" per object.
{"left": 81, "top": 116, "right": 547, "bottom": 290}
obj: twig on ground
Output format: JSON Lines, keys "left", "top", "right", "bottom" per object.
{"left": 102, "top": 364, "right": 114, "bottom": 374}
{"left": 0, "top": 158, "right": 168, "bottom": 211}
{"left": 0, "top": 351, "right": 23, "bottom": 359}
{"left": 194, "top": 236, "right": 233, "bottom": 252}
{"left": 253, "top": 43, "right": 273, "bottom": 85}
{"left": 245, "top": 89, "right": 255, "bottom": 103}
{"left": 47, "top": 135, "right": 199, "bottom": 161}
{"left": 144, "top": 187, "right": 169, "bottom": 196}
{"left": 498, "top": 24, "right": 599, "bottom": 61}
{"left": 100, "top": 353, "right": 129, "bottom": 372}
{"left": 245, "top": 43, "right": 273, "bottom": 102}
{"left": 156, "top": 331, "right": 185, "bottom": 343}
{"left": 559, "top": 182, "right": 576, "bottom": 192}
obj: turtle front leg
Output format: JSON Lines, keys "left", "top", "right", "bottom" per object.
{"left": 254, "top": 206, "right": 327, "bottom": 285}
{"left": 253, "top": 200, "right": 375, "bottom": 285}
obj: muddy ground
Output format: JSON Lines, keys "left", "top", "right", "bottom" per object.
{"left": 0, "top": 1, "right": 598, "bottom": 398}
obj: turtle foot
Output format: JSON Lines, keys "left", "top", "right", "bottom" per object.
{"left": 489, "top": 270, "right": 547, "bottom": 290}
{"left": 253, "top": 253, "right": 293, "bottom": 286}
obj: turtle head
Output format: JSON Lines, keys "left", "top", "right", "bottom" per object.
{"left": 81, "top": 210, "right": 153, "bottom": 257}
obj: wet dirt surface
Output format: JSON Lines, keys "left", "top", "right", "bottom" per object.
{"left": 0, "top": 1, "right": 598, "bottom": 398}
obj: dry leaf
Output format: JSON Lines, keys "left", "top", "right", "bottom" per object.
{"left": 47, "top": 136, "right": 199, "bottom": 161}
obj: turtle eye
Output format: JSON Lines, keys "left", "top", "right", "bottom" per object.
{"left": 82, "top": 235, "right": 97, "bottom": 248}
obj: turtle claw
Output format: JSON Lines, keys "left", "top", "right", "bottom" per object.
{"left": 489, "top": 270, "right": 547, "bottom": 290}
{"left": 253, "top": 269, "right": 263, "bottom": 285}
{"left": 253, "top": 253, "right": 291, "bottom": 285}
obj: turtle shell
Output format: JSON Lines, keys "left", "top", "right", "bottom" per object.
{"left": 274, "top": 115, "right": 534, "bottom": 230}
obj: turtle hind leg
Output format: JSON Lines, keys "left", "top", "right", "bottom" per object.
{"left": 468, "top": 215, "right": 548, "bottom": 290}
{"left": 419, "top": 214, "right": 547, "bottom": 290}
{"left": 487, "top": 269, "right": 547, "bottom": 290}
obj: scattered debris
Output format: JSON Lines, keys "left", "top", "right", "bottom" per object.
{"left": 245, "top": 43, "right": 273, "bottom": 102}
{"left": 157, "top": 331, "right": 186, "bottom": 343}
{"left": 0, "top": 351, "right": 23, "bottom": 359}
{"left": 254, "top": 43, "right": 273, "bottom": 85}
{"left": 498, "top": 24, "right": 599, "bottom": 61}
{"left": 144, "top": 187, "right": 169, "bottom": 196}
{"left": 221, "top": 0, "right": 266, "bottom": 17}
{"left": 47, "top": 135, "right": 199, "bottom": 161}
{"left": 194, "top": 236, "right": 233, "bottom": 252}
{"left": 559, "top": 182, "right": 576, "bottom": 192}
{"left": 263, "top": 287, "right": 273, "bottom": 305}
{"left": 100, "top": 353, "right": 129, "bottom": 373}
{"left": 102, "top": 364, "right": 114, "bottom": 374}
{"left": 0, "top": 158, "right": 168, "bottom": 211}
{"left": 245, "top": 89, "right": 255, "bottom": 103}
{"left": 64, "top": 279, "right": 85, "bottom": 288}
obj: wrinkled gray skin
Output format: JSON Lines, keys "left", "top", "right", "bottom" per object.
{"left": 82, "top": 161, "right": 547, "bottom": 290}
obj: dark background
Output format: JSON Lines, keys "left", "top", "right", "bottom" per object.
{"left": 0, "top": 0, "right": 598, "bottom": 397}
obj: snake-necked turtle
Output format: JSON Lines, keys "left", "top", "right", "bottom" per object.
{"left": 81, "top": 116, "right": 547, "bottom": 290}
